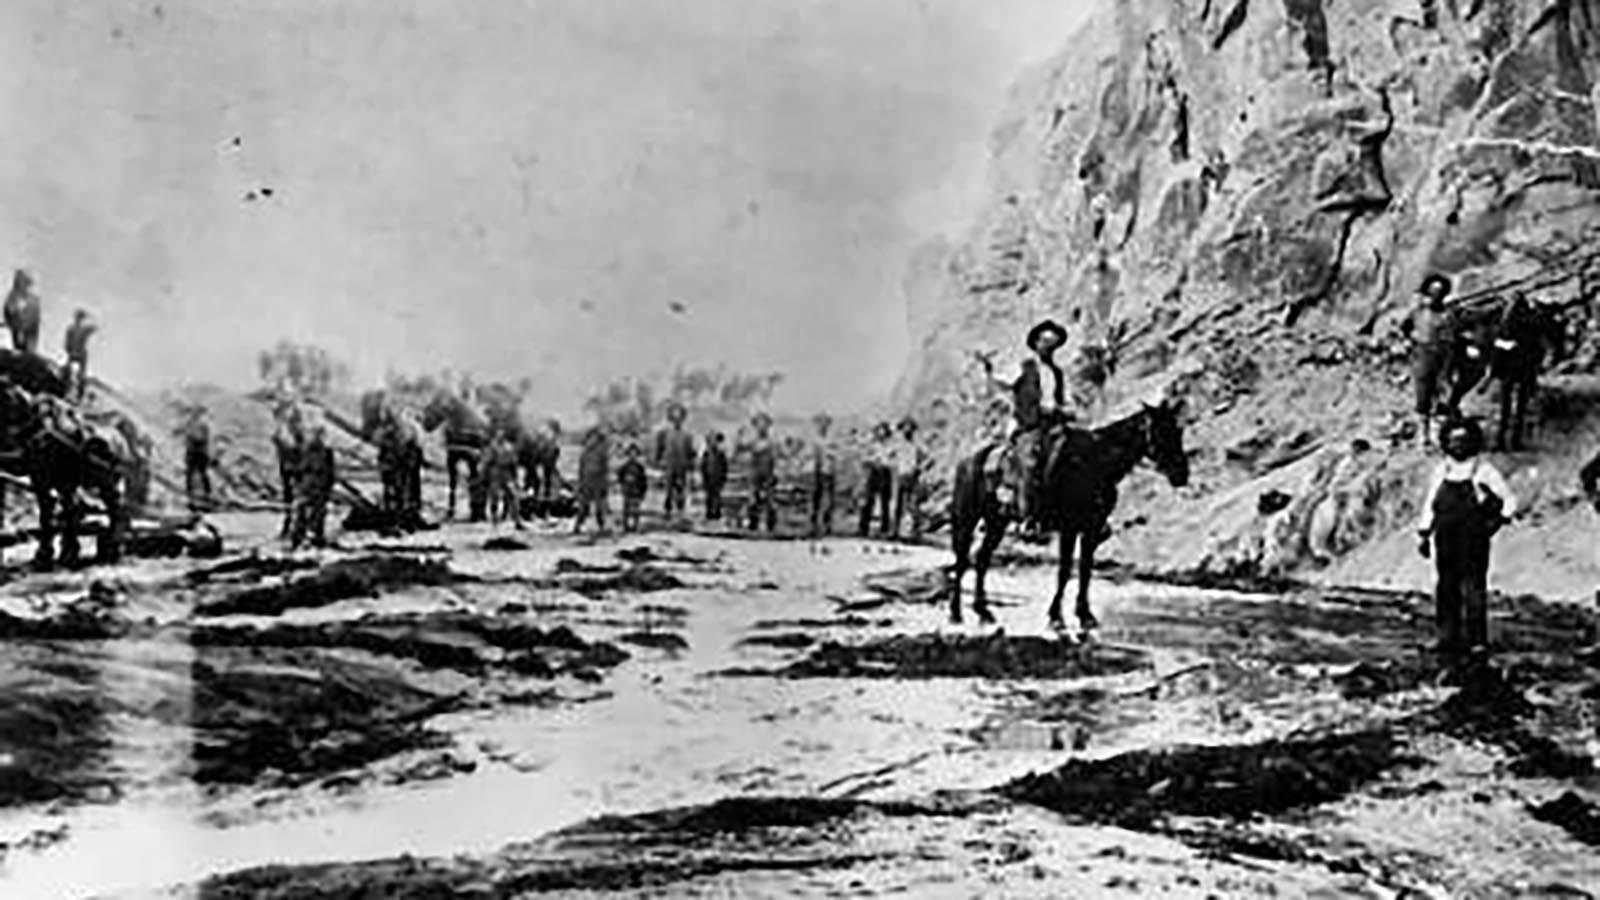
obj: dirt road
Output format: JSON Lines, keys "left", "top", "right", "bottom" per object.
{"left": 1, "top": 516, "right": 1598, "bottom": 898}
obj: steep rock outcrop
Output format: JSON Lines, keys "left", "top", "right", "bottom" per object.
{"left": 899, "top": 0, "right": 1600, "bottom": 595}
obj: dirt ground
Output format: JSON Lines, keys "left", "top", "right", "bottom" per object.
{"left": 1, "top": 513, "right": 1598, "bottom": 899}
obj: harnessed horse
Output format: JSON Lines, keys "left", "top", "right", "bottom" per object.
{"left": 0, "top": 381, "right": 135, "bottom": 569}
{"left": 947, "top": 401, "right": 1191, "bottom": 633}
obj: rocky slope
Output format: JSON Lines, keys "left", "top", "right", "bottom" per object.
{"left": 899, "top": 0, "right": 1600, "bottom": 602}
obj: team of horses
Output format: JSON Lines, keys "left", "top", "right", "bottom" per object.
{"left": 0, "top": 350, "right": 141, "bottom": 569}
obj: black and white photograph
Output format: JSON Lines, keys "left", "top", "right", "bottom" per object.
{"left": 3, "top": 1, "right": 1600, "bottom": 896}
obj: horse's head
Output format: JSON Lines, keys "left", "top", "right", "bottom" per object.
{"left": 1140, "top": 400, "right": 1190, "bottom": 488}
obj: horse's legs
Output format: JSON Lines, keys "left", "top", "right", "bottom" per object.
{"left": 32, "top": 487, "right": 56, "bottom": 571}
{"left": 446, "top": 454, "right": 459, "bottom": 520}
{"left": 949, "top": 515, "right": 974, "bottom": 624}
{"left": 1075, "top": 526, "right": 1100, "bottom": 633}
{"left": 971, "top": 515, "right": 1006, "bottom": 625}
{"left": 1495, "top": 376, "right": 1514, "bottom": 450}
{"left": 1048, "top": 529, "right": 1076, "bottom": 630}
{"left": 58, "top": 488, "right": 83, "bottom": 568}
{"left": 99, "top": 479, "right": 125, "bottom": 564}
{"left": 1514, "top": 376, "right": 1534, "bottom": 449}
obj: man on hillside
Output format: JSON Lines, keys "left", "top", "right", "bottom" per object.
{"left": 63, "top": 309, "right": 97, "bottom": 402}
{"left": 3, "top": 269, "right": 41, "bottom": 354}
{"left": 1402, "top": 274, "right": 1456, "bottom": 446}
{"left": 181, "top": 407, "right": 214, "bottom": 512}
{"left": 654, "top": 402, "right": 696, "bottom": 526}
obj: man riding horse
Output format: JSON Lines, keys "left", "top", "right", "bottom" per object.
{"left": 978, "top": 318, "right": 1073, "bottom": 538}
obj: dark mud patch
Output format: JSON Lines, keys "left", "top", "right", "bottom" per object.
{"left": 185, "top": 553, "right": 321, "bottom": 586}
{"left": 192, "top": 613, "right": 628, "bottom": 678}
{"left": 0, "top": 603, "right": 128, "bottom": 641}
{"left": 616, "top": 545, "right": 722, "bottom": 568}
{"left": 191, "top": 645, "right": 458, "bottom": 786}
{"left": 1430, "top": 666, "right": 1595, "bottom": 778}
{"left": 619, "top": 630, "right": 689, "bottom": 652}
{"left": 550, "top": 562, "right": 685, "bottom": 598}
{"left": 728, "top": 634, "right": 1149, "bottom": 680}
{"left": 195, "top": 555, "right": 463, "bottom": 618}
{"left": 193, "top": 795, "right": 980, "bottom": 898}
{"left": 1334, "top": 658, "right": 1438, "bottom": 700}
{"left": 739, "top": 632, "right": 815, "bottom": 650}
{"left": 1531, "top": 791, "right": 1600, "bottom": 846}
{"left": 751, "top": 615, "right": 894, "bottom": 630}
{"left": 1109, "top": 593, "right": 1427, "bottom": 666}
{"left": 482, "top": 536, "right": 532, "bottom": 552}
{"left": 0, "top": 665, "right": 116, "bottom": 807}
{"left": 1002, "top": 728, "right": 1413, "bottom": 829}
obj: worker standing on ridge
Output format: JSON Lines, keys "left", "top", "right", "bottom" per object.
{"left": 63, "top": 308, "right": 97, "bottom": 403}
{"left": 4, "top": 269, "right": 41, "bottom": 354}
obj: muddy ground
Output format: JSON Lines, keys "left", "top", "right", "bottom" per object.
{"left": 1, "top": 515, "right": 1598, "bottom": 898}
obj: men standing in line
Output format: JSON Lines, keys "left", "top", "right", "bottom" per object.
{"left": 272, "top": 398, "right": 303, "bottom": 537}
{"left": 891, "top": 416, "right": 925, "bottom": 542}
{"left": 858, "top": 422, "right": 894, "bottom": 538}
{"left": 62, "top": 308, "right": 97, "bottom": 402}
{"left": 181, "top": 406, "right": 214, "bottom": 513}
{"left": 484, "top": 429, "right": 523, "bottom": 529}
{"left": 289, "top": 412, "right": 336, "bottom": 550}
{"left": 618, "top": 442, "right": 649, "bottom": 533}
{"left": 745, "top": 412, "right": 778, "bottom": 533}
{"left": 1402, "top": 274, "right": 1455, "bottom": 446}
{"left": 654, "top": 402, "right": 696, "bottom": 526}
{"left": 574, "top": 424, "right": 611, "bottom": 536}
{"left": 808, "top": 413, "right": 838, "bottom": 537}
{"left": 701, "top": 430, "right": 728, "bottom": 522}
{"left": 3, "top": 269, "right": 41, "bottom": 354}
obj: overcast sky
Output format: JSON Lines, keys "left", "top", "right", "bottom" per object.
{"left": 0, "top": 0, "right": 1088, "bottom": 414}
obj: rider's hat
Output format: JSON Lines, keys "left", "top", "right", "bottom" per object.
{"left": 1417, "top": 273, "right": 1452, "bottom": 297}
{"left": 1026, "top": 318, "right": 1068, "bottom": 351}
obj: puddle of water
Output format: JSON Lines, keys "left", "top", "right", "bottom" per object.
{"left": 0, "top": 532, "right": 1277, "bottom": 899}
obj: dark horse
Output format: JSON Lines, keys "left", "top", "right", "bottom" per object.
{"left": 1444, "top": 296, "right": 1566, "bottom": 450}
{"left": 420, "top": 390, "right": 490, "bottom": 520}
{"left": 0, "top": 381, "right": 135, "bottom": 569}
{"left": 517, "top": 420, "right": 563, "bottom": 505}
{"left": 947, "top": 402, "right": 1191, "bottom": 632}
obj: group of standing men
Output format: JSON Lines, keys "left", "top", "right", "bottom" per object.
{"left": 570, "top": 402, "right": 931, "bottom": 540}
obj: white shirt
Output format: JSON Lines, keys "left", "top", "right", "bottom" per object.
{"left": 1417, "top": 457, "right": 1517, "bottom": 533}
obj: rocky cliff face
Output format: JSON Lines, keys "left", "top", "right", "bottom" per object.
{"left": 900, "top": 0, "right": 1600, "bottom": 599}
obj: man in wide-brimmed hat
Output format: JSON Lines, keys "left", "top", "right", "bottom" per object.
{"left": 744, "top": 412, "right": 779, "bottom": 533}
{"left": 1401, "top": 273, "right": 1456, "bottom": 446}
{"left": 891, "top": 416, "right": 925, "bottom": 542}
{"left": 653, "top": 401, "right": 696, "bottom": 526}
{"left": 808, "top": 412, "right": 839, "bottom": 536}
{"left": 978, "top": 317, "right": 1071, "bottom": 533}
